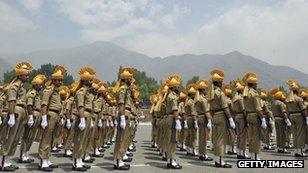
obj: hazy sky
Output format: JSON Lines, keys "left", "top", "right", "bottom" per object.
{"left": 1, "top": 0, "right": 308, "bottom": 74}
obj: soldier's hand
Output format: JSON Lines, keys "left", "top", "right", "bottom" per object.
{"left": 228, "top": 117, "right": 236, "bottom": 129}
{"left": 66, "top": 119, "right": 71, "bottom": 129}
{"left": 114, "top": 120, "right": 118, "bottom": 126}
{"left": 78, "top": 117, "right": 86, "bottom": 130}
{"left": 184, "top": 120, "right": 188, "bottom": 129}
{"left": 194, "top": 120, "right": 199, "bottom": 129}
{"left": 175, "top": 119, "right": 182, "bottom": 131}
{"left": 206, "top": 119, "right": 212, "bottom": 129}
{"left": 27, "top": 114, "right": 34, "bottom": 127}
{"left": 261, "top": 118, "right": 267, "bottom": 129}
{"left": 269, "top": 117, "right": 274, "bottom": 126}
{"left": 110, "top": 120, "right": 114, "bottom": 127}
{"left": 0, "top": 117, "right": 2, "bottom": 125}
{"left": 120, "top": 115, "right": 126, "bottom": 129}
{"left": 306, "top": 117, "right": 308, "bottom": 126}
{"left": 60, "top": 118, "right": 65, "bottom": 125}
{"left": 285, "top": 118, "right": 292, "bottom": 127}
{"left": 8, "top": 113, "right": 16, "bottom": 127}
{"left": 41, "top": 115, "right": 48, "bottom": 129}
{"left": 98, "top": 119, "right": 103, "bottom": 128}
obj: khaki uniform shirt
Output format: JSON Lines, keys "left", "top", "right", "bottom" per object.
{"left": 7, "top": 79, "right": 27, "bottom": 107}
{"left": 243, "top": 88, "right": 262, "bottom": 113}
{"left": 76, "top": 86, "right": 94, "bottom": 115}
{"left": 185, "top": 98, "right": 197, "bottom": 117}
{"left": 232, "top": 93, "right": 245, "bottom": 114}
{"left": 208, "top": 87, "right": 228, "bottom": 112}
{"left": 41, "top": 85, "right": 62, "bottom": 112}
{"left": 165, "top": 91, "right": 178, "bottom": 115}
{"left": 26, "top": 88, "right": 41, "bottom": 111}
{"left": 117, "top": 84, "right": 133, "bottom": 111}
{"left": 285, "top": 94, "right": 306, "bottom": 114}
{"left": 195, "top": 94, "right": 210, "bottom": 115}
{"left": 271, "top": 100, "right": 287, "bottom": 118}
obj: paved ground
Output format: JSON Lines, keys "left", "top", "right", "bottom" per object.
{"left": 7, "top": 123, "right": 308, "bottom": 172}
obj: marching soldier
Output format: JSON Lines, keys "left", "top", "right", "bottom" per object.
{"left": 150, "top": 94, "right": 158, "bottom": 148}
{"left": 299, "top": 89, "right": 308, "bottom": 151}
{"left": 0, "top": 62, "right": 32, "bottom": 171}
{"left": 285, "top": 80, "right": 307, "bottom": 157}
{"left": 93, "top": 82, "right": 107, "bottom": 157}
{"left": 51, "top": 86, "right": 69, "bottom": 153}
{"left": 163, "top": 75, "right": 182, "bottom": 169}
{"left": 0, "top": 84, "right": 9, "bottom": 141}
{"left": 259, "top": 90, "right": 274, "bottom": 150}
{"left": 208, "top": 69, "right": 235, "bottom": 168}
{"left": 63, "top": 82, "right": 79, "bottom": 157}
{"left": 195, "top": 80, "right": 213, "bottom": 161}
{"left": 84, "top": 78, "right": 101, "bottom": 159}
{"left": 178, "top": 91, "right": 187, "bottom": 151}
{"left": 38, "top": 65, "right": 66, "bottom": 172}
{"left": 72, "top": 67, "right": 96, "bottom": 171}
{"left": 223, "top": 84, "right": 237, "bottom": 155}
{"left": 231, "top": 80, "right": 250, "bottom": 159}
{"left": 184, "top": 84, "right": 198, "bottom": 156}
{"left": 19, "top": 74, "right": 46, "bottom": 163}
{"left": 113, "top": 67, "right": 135, "bottom": 170}
{"left": 270, "top": 88, "right": 292, "bottom": 153}
{"left": 242, "top": 72, "right": 267, "bottom": 160}
{"left": 154, "top": 84, "right": 168, "bottom": 160}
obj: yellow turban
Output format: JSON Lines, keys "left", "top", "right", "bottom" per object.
{"left": 286, "top": 79, "right": 300, "bottom": 90}
{"left": 31, "top": 74, "right": 46, "bottom": 85}
{"left": 98, "top": 83, "right": 108, "bottom": 94}
{"left": 186, "top": 84, "right": 197, "bottom": 94}
{"left": 15, "top": 61, "right": 32, "bottom": 75}
{"left": 259, "top": 90, "right": 267, "bottom": 99}
{"left": 270, "top": 88, "right": 285, "bottom": 100}
{"left": 119, "top": 68, "right": 135, "bottom": 79}
{"left": 243, "top": 72, "right": 258, "bottom": 84}
{"left": 166, "top": 74, "right": 181, "bottom": 87}
{"left": 91, "top": 78, "right": 101, "bottom": 90}
{"left": 210, "top": 69, "right": 224, "bottom": 82}
{"left": 223, "top": 84, "right": 232, "bottom": 97}
{"left": 195, "top": 80, "right": 209, "bottom": 89}
{"left": 59, "top": 85, "right": 69, "bottom": 97}
{"left": 231, "top": 80, "right": 245, "bottom": 91}
{"left": 51, "top": 65, "right": 67, "bottom": 80}
{"left": 79, "top": 67, "right": 96, "bottom": 80}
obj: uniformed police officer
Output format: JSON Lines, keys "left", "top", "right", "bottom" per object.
{"left": 0, "top": 62, "right": 32, "bottom": 171}
{"left": 38, "top": 65, "right": 66, "bottom": 172}
{"left": 19, "top": 74, "right": 46, "bottom": 163}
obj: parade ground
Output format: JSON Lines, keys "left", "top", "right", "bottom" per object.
{"left": 6, "top": 123, "right": 307, "bottom": 173}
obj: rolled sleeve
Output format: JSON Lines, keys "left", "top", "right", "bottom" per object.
{"left": 7, "top": 86, "right": 17, "bottom": 102}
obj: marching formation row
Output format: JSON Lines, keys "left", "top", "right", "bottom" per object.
{"left": 0, "top": 62, "right": 141, "bottom": 171}
{"left": 149, "top": 70, "right": 308, "bottom": 169}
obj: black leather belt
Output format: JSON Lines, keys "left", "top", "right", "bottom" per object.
{"left": 16, "top": 104, "right": 25, "bottom": 108}
{"left": 49, "top": 109, "right": 60, "bottom": 114}
{"left": 85, "top": 108, "right": 93, "bottom": 113}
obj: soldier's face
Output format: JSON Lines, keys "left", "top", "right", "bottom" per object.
{"left": 125, "top": 79, "right": 131, "bottom": 85}
{"left": 20, "top": 75, "right": 29, "bottom": 82}
{"left": 53, "top": 79, "right": 62, "bottom": 87}
{"left": 34, "top": 84, "right": 42, "bottom": 91}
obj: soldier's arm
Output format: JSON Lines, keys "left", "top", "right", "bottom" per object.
{"left": 66, "top": 100, "right": 73, "bottom": 119}
{"left": 41, "top": 88, "right": 52, "bottom": 116}
{"left": 254, "top": 96, "right": 264, "bottom": 118}
{"left": 8, "top": 85, "right": 17, "bottom": 114}
{"left": 221, "top": 93, "right": 232, "bottom": 118}
{"left": 26, "top": 91, "right": 35, "bottom": 116}
{"left": 298, "top": 99, "right": 308, "bottom": 117}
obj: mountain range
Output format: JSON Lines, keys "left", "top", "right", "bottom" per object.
{"left": 1, "top": 41, "right": 307, "bottom": 89}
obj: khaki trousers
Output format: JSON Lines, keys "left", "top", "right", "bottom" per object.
{"left": 185, "top": 116, "right": 197, "bottom": 149}
{"left": 73, "top": 112, "right": 91, "bottom": 159}
{"left": 38, "top": 111, "right": 60, "bottom": 159}
{"left": 198, "top": 115, "right": 209, "bottom": 155}
{"left": 164, "top": 115, "right": 177, "bottom": 160}
{"left": 0, "top": 106, "right": 26, "bottom": 156}
{"left": 235, "top": 113, "right": 248, "bottom": 151}
{"left": 63, "top": 118, "right": 75, "bottom": 151}
{"left": 212, "top": 111, "right": 228, "bottom": 156}
{"left": 247, "top": 113, "right": 261, "bottom": 154}
{"left": 274, "top": 117, "right": 287, "bottom": 149}
{"left": 290, "top": 113, "right": 306, "bottom": 149}
{"left": 20, "top": 111, "right": 41, "bottom": 154}
{"left": 114, "top": 115, "right": 131, "bottom": 160}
